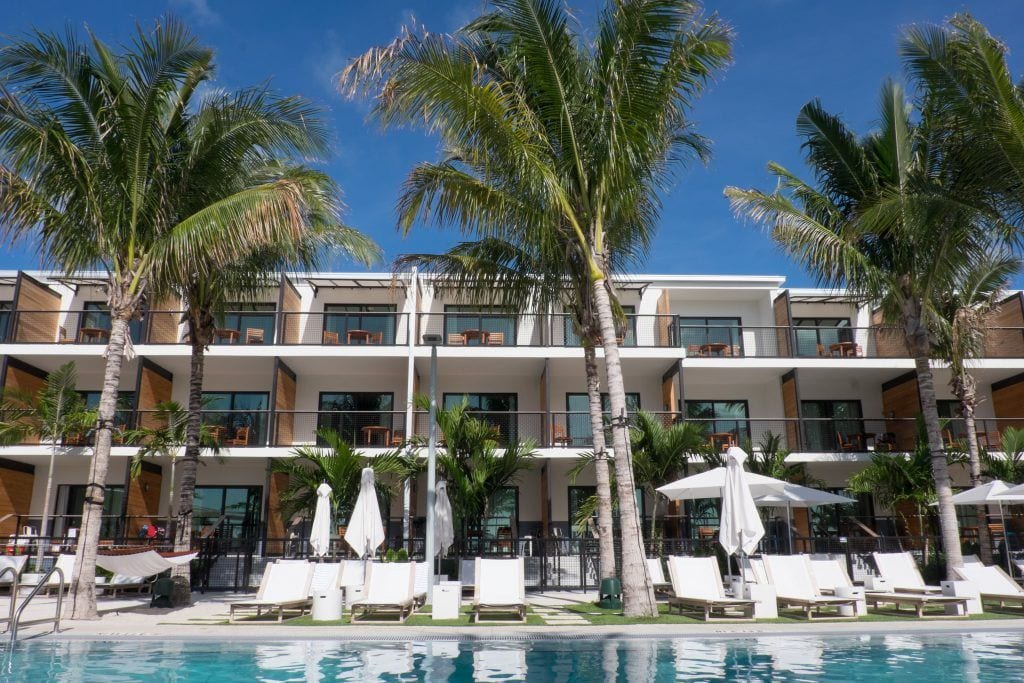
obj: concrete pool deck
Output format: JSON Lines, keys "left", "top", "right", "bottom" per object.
{"left": 6, "top": 592, "right": 1024, "bottom": 641}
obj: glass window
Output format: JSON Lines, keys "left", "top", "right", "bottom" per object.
{"left": 443, "top": 305, "right": 516, "bottom": 346}
{"left": 318, "top": 392, "right": 395, "bottom": 445}
{"left": 793, "top": 318, "right": 852, "bottom": 357}
{"left": 323, "top": 304, "right": 397, "bottom": 345}
{"left": 565, "top": 393, "right": 641, "bottom": 446}
{"left": 215, "top": 303, "right": 276, "bottom": 345}
{"left": 79, "top": 391, "right": 135, "bottom": 431}
{"left": 678, "top": 317, "right": 743, "bottom": 356}
{"left": 0, "top": 301, "right": 12, "bottom": 342}
{"left": 80, "top": 302, "right": 143, "bottom": 343}
{"left": 937, "top": 400, "right": 968, "bottom": 441}
{"left": 193, "top": 486, "right": 263, "bottom": 539}
{"left": 202, "top": 392, "right": 269, "bottom": 446}
{"left": 801, "top": 400, "right": 864, "bottom": 451}
{"left": 684, "top": 400, "right": 750, "bottom": 444}
{"left": 562, "top": 306, "right": 636, "bottom": 347}
{"left": 57, "top": 484, "right": 125, "bottom": 540}
{"left": 443, "top": 393, "right": 517, "bottom": 443}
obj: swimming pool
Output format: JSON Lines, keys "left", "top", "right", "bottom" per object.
{"left": 2, "top": 632, "right": 1022, "bottom": 681}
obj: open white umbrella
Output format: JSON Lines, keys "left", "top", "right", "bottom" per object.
{"left": 755, "top": 484, "right": 856, "bottom": 553}
{"left": 936, "top": 480, "right": 1024, "bottom": 576}
{"left": 434, "top": 481, "right": 454, "bottom": 558}
{"left": 344, "top": 467, "right": 385, "bottom": 559}
{"left": 657, "top": 463, "right": 790, "bottom": 501}
{"left": 309, "top": 482, "right": 333, "bottom": 559}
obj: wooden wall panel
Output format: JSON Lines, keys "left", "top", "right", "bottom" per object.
{"left": 772, "top": 291, "right": 792, "bottom": 357}
{"left": 136, "top": 360, "right": 173, "bottom": 431}
{"left": 0, "top": 459, "right": 34, "bottom": 537}
{"left": 146, "top": 296, "right": 181, "bottom": 344}
{"left": 125, "top": 461, "right": 162, "bottom": 536}
{"left": 656, "top": 289, "right": 672, "bottom": 346}
{"left": 984, "top": 293, "right": 1024, "bottom": 358}
{"left": 781, "top": 370, "right": 801, "bottom": 451}
{"left": 882, "top": 372, "right": 920, "bottom": 450}
{"left": 1, "top": 359, "right": 47, "bottom": 444}
{"left": 279, "top": 274, "right": 301, "bottom": 344}
{"left": 992, "top": 374, "right": 1024, "bottom": 432}
{"left": 266, "top": 469, "right": 289, "bottom": 539}
{"left": 13, "top": 272, "right": 60, "bottom": 342}
{"left": 871, "top": 308, "right": 905, "bottom": 358}
{"left": 273, "top": 361, "right": 296, "bottom": 446}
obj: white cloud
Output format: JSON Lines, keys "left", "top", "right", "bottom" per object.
{"left": 169, "top": 0, "right": 220, "bottom": 26}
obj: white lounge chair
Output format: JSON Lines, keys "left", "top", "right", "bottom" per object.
{"left": 0, "top": 555, "right": 27, "bottom": 590}
{"left": 646, "top": 557, "right": 671, "bottom": 594}
{"left": 739, "top": 555, "right": 769, "bottom": 584}
{"left": 460, "top": 558, "right": 476, "bottom": 597}
{"left": 762, "top": 555, "right": 858, "bottom": 620}
{"left": 473, "top": 558, "right": 526, "bottom": 623}
{"left": 350, "top": 561, "right": 417, "bottom": 623}
{"left": 953, "top": 563, "right": 1024, "bottom": 610}
{"left": 100, "top": 574, "right": 150, "bottom": 596}
{"left": 33, "top": 554, "right": 75, "bottom": 595}
{"left": 229, "top": 561, "right": 313, "bottom": 623}
{"left": 665, "top": 556, "right": 755, "bottom": 621}
{"left": 808, "top": 557, "right": 854, "bottom": 595}
{"left": 414, "top": 561, "right": 428, "bottom": 608}
{"left": 871, "top": 552, "right": 941, "bottom": 593}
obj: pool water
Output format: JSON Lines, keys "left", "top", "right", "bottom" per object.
{"left": 2, "top": 632, "right": 1023, "bottom": 681}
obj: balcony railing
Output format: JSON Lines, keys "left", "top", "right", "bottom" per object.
{"left": 271, "top": 410, "right": 409, "bottom": 447}
{"left": 278, "top": 312, "right": 409, "bottom": 345}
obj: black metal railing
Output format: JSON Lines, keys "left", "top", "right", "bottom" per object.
{"left": 413, "top": 410, "right": 546, "bottom": 446}
{"left": 278, "top": 312, "right": 409, "bottom": 345}
{"left": 272, "top": 410, "right": 409, "bottom": 447}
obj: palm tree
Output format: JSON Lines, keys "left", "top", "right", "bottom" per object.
{"left": 933, "top": 256, "right": 1018, "bottom": 563}
{"left": 341, "top": 0, "right": 732, "bottom": 616}
{"left": 0, "top": 362, "right": 95, "bottom": 568}
{"left": 725, "top": 80, "right": 1001, "bottom": 577}
{"left": 273, "top": 430, "right": 408, "bottom": 544}
{"left": 982, "top": 427, "right": 1024, "bottom": 484}
{"left": 123, "top": 401, "right": 220, "bottom": 538}
{"left": 0, "top": 19, "right": 353, "bottom": 619}
{"left": 744, "top": 432, "right": 821, "bottom": 487}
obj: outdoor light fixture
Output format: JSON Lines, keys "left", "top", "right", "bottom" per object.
{"left": 423, "top": 333, "right": 442, "bottom": 345}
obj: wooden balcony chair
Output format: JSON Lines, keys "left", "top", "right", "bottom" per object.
{"left": 225, "top": 426, "right": 250, "bottom": 447}
{"left": 322, "top": 330, "right": 339, "bottom": 345}
{"left": 855, "top": 344, "right": 864, "bottom": 357}
{"left": 207, "top": 425, "right": 224, "bottom": 444}
{"left": 390, "top": 431, "right": 405, "bottom": 447}
{"left": 942, "top": 429, "right": 958, "bottom": 448}
{"left": 370, "top": 331, "right": 384, "bottom": 345}
{"left": 486, "top": 331, "right": 505, "bottom": 346}
{"left": 816, "top": 343, "right": 827, "bottom": 357}
{"left": 447, "top": 333, "right": 465, "bottom": 346}
{"left": 835, "top": 431, "right": 862, "bottom": 452}
{"left": 697, "top": 526, "right": 716, "bottom": 541}
{"left": 58, "top": 326, "right": 76, "bottom": 344}
{"left": 730, "top": 344, "right": 742, "bottom": 357}
{"left": 687, "top": 344, "right": 700, "bottom": 356}
{"left": 551, "top": 424, "right": 573, "bottom": 447}
{"left": 245, "top": 328, "right": 265, "bottom": 345}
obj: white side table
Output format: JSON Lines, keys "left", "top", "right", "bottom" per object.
{"left": 743, "top": 583, "right": 777, "bottom": 619}
{"left": 834, "top": 586, "right": 866, "bottom": 616}
{"left": 863, "top": 576, "right": 891, "bottom": 593}
{"left": 343, "top": 585, "right": 365, "bottom": 613}
{"left": 433, "top": 581, "right": 462, "bottom": 620}
{"left": 312, "top": 588, "right": 343, "bottom": 621}
{"left": 941, "top": 580, "right": 982, "bottom": 615}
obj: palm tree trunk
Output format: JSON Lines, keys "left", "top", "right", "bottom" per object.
{"left": 67, "top": 317, "right": 130, "bottom": 620}
{"left": 913, "top": 351, "right": 964, "bottom": 578}
{"left": 171, "top": 334, "right": 206, "bottom": 606}
{"left": 954, "top": 370, "right": 993, "bottom": 564}
{"left": 592, "top": 277, "right": 656, "bottom": 617}
{"left": 166, "top": 456, "right": 176, "bottom": 535}
{"left": 36, "top": 443, "right": 57, "bottom": 570}
{"left": 584, "top": 343, "right": 616, "bottom": 580}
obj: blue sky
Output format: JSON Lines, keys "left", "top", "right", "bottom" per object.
{"left": 3, "top": 1, "right": 1023, "bottom": 286}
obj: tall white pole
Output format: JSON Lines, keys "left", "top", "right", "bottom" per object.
{"left": 425, "top": 343, "right": 438, "bottom": 603}
{"left": 402, "top": 268, "right": 418, "bottom": 545}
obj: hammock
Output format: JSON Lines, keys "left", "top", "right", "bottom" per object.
{"left": 95, "top": 549, "right": 198, "bottom": 578}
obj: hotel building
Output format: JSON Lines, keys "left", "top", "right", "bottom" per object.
{"left": 0, "top": 269, "right": 1021, "bottom": 577}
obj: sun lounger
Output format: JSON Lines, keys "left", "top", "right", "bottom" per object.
{"left": 871, "top": 552, "right": 942, "bottom": 594}
{"left": 350, "top": 561, "right": 417, "bottom": 623}
{"left": 100, "top": 574, "right": 150, "bottom": 596}
{"left": 665, "top": 556, "right": 755, "bottom": 621}
{"left": 739, "top": 555, "right": 768, "bottom": 584}
{"left": 0, "top": 555, "right": 27, "bottom": 590}
{"left": 460, "top": 558, "right": 476, "bottom": 597}
{"left": 473, "top": 558, "right": 526, "bottom": 623}
{"left": 864, "top": 591, "right": 968, "bottom": 618}
{"left": 762, "top": 554, "right": 858, "bottom": 620}
{"left": 808, "top": 557, "right": 854, "bottom": 595}
{"left": 28, "top": 554, "right": 76, "bottom": 595}
{"left": 953, "top": 563, "right": 1024, "bottom": 610}
{"left": 646, "top": 557, "right": 671, "bottom": 595}
{"left": 229, "top": 560, "right": 313, "bottom": 623}
{"left": 414, "top": 561, "right": 428, "bottom": 608}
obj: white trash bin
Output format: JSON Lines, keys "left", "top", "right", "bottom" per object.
{"left": 432, "top": 581, "right": 462, "bottom": 620}
{"left": 835, "top": 586, "right": 866, "bottom": 617}
{"left": 312, "top": 587, "right": 343, "bottom": 621}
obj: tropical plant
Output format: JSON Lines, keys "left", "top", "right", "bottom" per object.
{"left": 273, "top": 429, "right": 408, "bottom": 533}
{"left": 744, "top": 432, "right": 822, "bottom": 487}
{"left": 0, "top": 362, "right": 95, "bottom": 568}
{"left": 0, "top": 19, "right": 363, "bottom": 618}
{"left": 725, "top": 78, "right": 1001, "bottom": 576}
{"left": 123, "top": 401, "right": 220, "bottom": 536}
{"left": 982, "top": 427, "right": 1024, "bottom": 484}
{"left": 414, "top": 397, "right": 535, "bottom": 540}
{"left": 341, "top": 0, "right": 732, "bottom": 617}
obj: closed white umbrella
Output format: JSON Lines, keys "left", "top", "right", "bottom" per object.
{"left": 309, "top": 482, "right": 333, "bottom": 559}
{"left": 720, "top": 447, "right": 766, "bottom": 558}
{"left": 435, "top": 481, "right": 454, "bottom": 558}
{"left": 344, "top": 467, "right": 385, "bottom": 559}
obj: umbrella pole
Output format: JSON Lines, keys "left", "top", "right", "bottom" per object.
{"left": 1000, "top": 502, "right": 1013, "bottom": 577}
{"left": 787, "top": 503, "right": 793, "bottom": 555}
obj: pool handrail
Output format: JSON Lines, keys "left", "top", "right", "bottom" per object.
{"left": 8, "top": 565, "right": 63, "bottom": 645}
{"left": 0, "top": 566, "right": 17, "bottom": 632}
